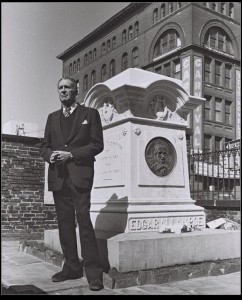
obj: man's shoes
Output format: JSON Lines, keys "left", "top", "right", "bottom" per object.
{"left": 89, "top": 279, "right": 104, "bottom": 291}
{"left": 52, "top": 269, "right": 83, "bottom": 282}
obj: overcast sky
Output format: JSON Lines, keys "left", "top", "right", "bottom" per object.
{"left": 2, "top": 2, "right": 130, "bottom": 135}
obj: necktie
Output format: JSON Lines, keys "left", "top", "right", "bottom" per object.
{"left": 64, "top": 107, "right": 72, "bottom": 118}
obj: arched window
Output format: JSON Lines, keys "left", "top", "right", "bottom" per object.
{"left": 69, "top": 63, "right": 73, "bottom": 75}
{"left": 73, "top": 61, "right": 76, "bottom": 73}
{"left": 91, "top": 70, "right": 96, "bottom": 87}
{"left": 169, "top": 2, "right": 174, "bottom": 14}
{"left": 229, "top": 3, "right": 234, "bottom": 18}
{"left": 102, "top": 42, "right": 106, "bottom": 55}
{"left": 132, "top": 47, "right": 139, "bottom": 67}
{"left": 153, "top": 8, "right": 158, "bottom": 24}
{"left": 128, "top": 25, "right": 133, "bottom": 40}
{"left": 76, "top": 80, "right": 79, "bottom": 95}
{"left": 77, "top": 58, "right": 80, "bottom": 71}
{"left": 121, "top": 53, "right": 128, "bottom": 71}
{"left": 84, "top": 54, "right": 88, "bottom": 65}
{"left": 110, "top": 60, "right": 115, "bottom": 77}
{"left": 221, "top": 2, "right": 225, "bottom": 14}
{"left": 153, "top": 29, "right": 181, "bottom": 58}
{"left": 101, "top": 64, "right": 107, "bottom": 82}
{"left": 122, "top": 30, "right": 127, "bottom": 44}
{"left": 107, "top": 40, "right": 111, "bottom": 52}
{"left": 89, "top": 51, "right": 92, "bottom": 62}
{"left": 161, "top": 4, "right": 165, "bottom": 18}
{"left": 204, "top": 26, "right": 233, "bottom": 54}
{"left": 93, "top": 48, "right": 96, "bottom": 60}
{"left": 83, "top": 75, "right": 88, "bottom": 92}
{"left": 112, "top": 37, "right": 116, "bottom": 49}
{"left": 134, "top": 21, "right": 139, "bottom": 37}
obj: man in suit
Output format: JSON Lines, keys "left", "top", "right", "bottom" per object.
{"left": 40, "top": 76, "right": 104, "bottom": 291}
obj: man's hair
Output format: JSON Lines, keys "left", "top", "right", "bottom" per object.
{"left": 57, "top": 76, "right": 78, "bottom": 94}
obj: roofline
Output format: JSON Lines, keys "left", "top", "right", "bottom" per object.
{"left": 56, "top": 2, "right": 151, "bottom": 61}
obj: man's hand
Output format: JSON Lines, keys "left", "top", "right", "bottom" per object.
{"left": 50, "top": 151, "right": 73, "bottom": 164}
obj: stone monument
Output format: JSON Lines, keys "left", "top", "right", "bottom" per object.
{"left": 85, "top": 68, "right": 206, "bottom": 238}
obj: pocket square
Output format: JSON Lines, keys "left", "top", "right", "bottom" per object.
{"left": 82, "top": 119, "right": 88, "bottom": 124}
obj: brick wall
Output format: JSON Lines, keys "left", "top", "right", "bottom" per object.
{"left": 2, "top": 134, "right": 58, "bottom": 240}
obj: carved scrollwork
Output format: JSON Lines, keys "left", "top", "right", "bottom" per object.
{"left": 100, "top": 98, "right": 118, "bottom": 124}
{"left": 133, "top": 127, "right": 141, "bottom": 135}
{"left": 148, "top": 95, "right": 173, "bottom": 121}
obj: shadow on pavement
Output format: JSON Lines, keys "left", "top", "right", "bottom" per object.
{"left": 2, "top": 284, "right": 47, "bottom": 295}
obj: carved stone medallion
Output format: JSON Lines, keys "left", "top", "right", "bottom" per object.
{"left": 145, "top": 137, "right": 176, "bottom": 176}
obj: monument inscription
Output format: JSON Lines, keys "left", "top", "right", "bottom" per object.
{"left": 129, "top": 216, "right": 205, "bottom": 232}
{"left": 145, "top": 137, "right": 176, "bottom": 177}
{"left": 94, "top": 133, "right": 124, "bottom": 187}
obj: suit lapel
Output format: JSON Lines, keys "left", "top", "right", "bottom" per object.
{"left": 55, "top": 109, "right": 66, "bottom": 144}
{"left": 66, "top": 104, "right": 88, "bottom": 144}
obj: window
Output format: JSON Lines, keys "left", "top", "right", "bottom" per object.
{"left": 215, "top": 61, "right": 222, "bottom": 86}
{"left": 204, "top": 27, "right": 233, "bottom": 55}
{"left": 110, "top": 60, "right": 115, "bottom": 77}
{"left": 229, "top": 3, "right": 234, "bottom": 18}
{"left": 73, "top": 61, "right": 76, "bottom": 73}
{"left": 93, "top": 48, "right": 96, "bottom": 60}
{"left": 83, "top": 75, "right": 88, "bottom": 92}
{"left": 169, "top": 2, "right": 174, "bottom": 14}
{"left": 128, "top": 26, "right": 133, "bottom": 40}
{"left": 215, "top": 98, "right": 222, "bottom": 122}
{"left": 212, "top": 2, "right": 217, "bottom": 11}
{"left": 121, "top": 53, "right": 128, "bottom": 71}
{"left": 174, "top": 60, "right": 180, "bottom": 79}
{"left": 69, "top": 63, "right": 73, "bottom": 75}
{"left": 89, "top": 51, "right": 92, "bottom": 62}
{"left": 102, "top": 42, "right": 106, "bottom": 55}
{"left": 204, "top": 135, "right": 212, "bottom": 152}
{"left": 215, "top": 137, "right": 222, "bottom": 151}
{"left": 154, "top": 29, "right": 181, "bottom": 58}
{"left": 134, "top": 21, "right": 139, "bottom": 37}
{"left": 225, "top": 64, "right": 232, "bottom": 89}
{"left": 107, "top": 40, "right": 111, "bottom": 52}
{"left": 101, "top": 64, "right": 107, "bottom": 81}
{"left": 122, "top": 30, "right": 127, "bottom": 44}
{"left": 112, "top": 37, "right": 116, "bottom": 49}
{"left": 77, "top": 59, "right": 80, "bottom": 71}
{"left": 177, "top": 3, "right": 182, "bottom": 9}
{"left": 161, "top": 4, "right": 165, "bottom": 18}
{"left": 221, "top": 2, "right": 225, "bottom": 14}
{"left": 84, "top": 54, "right": 88, "bottom": 65}
{"left": 154, "top": 66, "right": 161, "bottom": 74}
{"left": 76, "top": 80, "right": 79, "bottom": 95}
{"left": 91, "top": 70, "right": 96, "bottom": 87}
{"left": 153, "top": 8, "right": 158, "bottom": 23}
{"left": 164, "top": 62, "right": 171, "bottom": 77}
{"left": 225, "top": 100, "right": 232, "bottom": 124}
{"left": 204, "top": 95, "right": 212, "bottom": 120}
{"left": 204, "top": 57, "right": 211, "bottom": 83}
{"left": 132, "top": 47, "right": 139, "bottom": 67}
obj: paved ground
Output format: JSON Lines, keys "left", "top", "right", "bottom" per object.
{"left": 2, "top": 241, "right": 241, "bottom": 295}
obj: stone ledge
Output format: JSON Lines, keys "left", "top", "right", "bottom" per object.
{"left": 103, "top": 258, "right": 241, "bottom": 289}
{"left": 19, "top": 240, "right": 64, "bottom": 268}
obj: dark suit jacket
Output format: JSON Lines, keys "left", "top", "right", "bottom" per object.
{"left": 40, "top": 104, "right": 104, "bottom": 191}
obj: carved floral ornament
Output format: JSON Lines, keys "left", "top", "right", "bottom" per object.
{"left": 99, "top": 97, "right": 118, "bottom": 124}
{"left": 148, "top": 95, "right": 173, "bottom": 121}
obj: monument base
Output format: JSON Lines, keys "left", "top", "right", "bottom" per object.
{"left": 44, "top": 228, "right": 240, "bottom": 289}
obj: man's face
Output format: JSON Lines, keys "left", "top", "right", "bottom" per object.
{"left": 58, "top": 79, "right": 76, "bottom": 107}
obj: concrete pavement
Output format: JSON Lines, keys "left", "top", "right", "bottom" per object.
{"left": 2, "top": 241, "right": 241, "bottom": 295}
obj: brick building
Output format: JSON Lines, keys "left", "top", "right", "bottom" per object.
{"left": 57, "top": 2, "right": 241, "bottom": 152}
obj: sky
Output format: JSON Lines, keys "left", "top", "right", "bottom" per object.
{"left": 2, "top": 2, "right": 130, "bottom": 136}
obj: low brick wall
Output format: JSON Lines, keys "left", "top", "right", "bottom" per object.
{"left": 2, "top": 134, "right": 58, "bottom": 240}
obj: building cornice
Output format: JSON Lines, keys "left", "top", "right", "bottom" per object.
{"left": 57, "top": 3, "right": 151, "bottom": 61}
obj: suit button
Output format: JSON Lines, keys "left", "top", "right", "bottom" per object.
{"left": 65, "top": 145, "right": 67, "bottom": 147}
